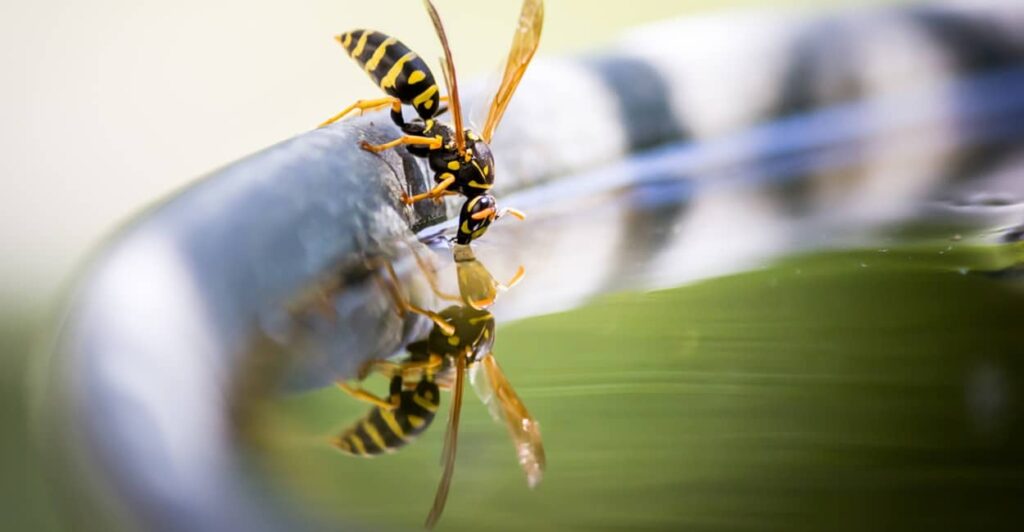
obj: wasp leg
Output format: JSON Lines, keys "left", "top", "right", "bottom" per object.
{"left": 361, "top": 356, "right": 444, "bottom": 383}
{"left": 405, "top": 303, "right": 456, "bottom": 336}
{"left": 319, "top": 97, "right": 401, "bottom": 127}
{"left": 370, "top": 254, "right": 457, "bottom": 336}
{"left": 407, "top": 244, "right": 461, "bottom": 303}
{"left": 471, "top": 206, "right": 527, "bottom": 223}
{"left": 366, "top": 258, "right": 412, "bottom": 320}
{"left": 397, "top": 355, "right": 445, "bottom": 378}
{"left": 501, "top": 265, "right": 526, "bottom": 291}
{"left": 470, "top": 207, "right": 496, "bottom": 221}
{"left": 361, "top": 360, "right": 402, "bottom": 379}
{"left": 401, "top": 354, "right": 444, "bottom": 374}
{"left": 402, "top": 173, "right": 456, "bottom": 205}
{"left": 499, "top": 207, "right": 527, "bottom": 220}
{"left": 336, "top": 382, "right": 398, "bottom": 410}
{"left": 361, "top": 135, "right": 442, "bottom": 153}
{"left": 430, "top": 96, "right": 454, "bottom": 116}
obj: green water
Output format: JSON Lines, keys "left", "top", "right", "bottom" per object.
{"left": 257, "top": 244, "right": 1024, "bottom": 531}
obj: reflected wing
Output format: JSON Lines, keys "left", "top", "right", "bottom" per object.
{"left": 423, "top": 0, "right": 466, "bottom": 154}
{"left": 425, "top": 354, "right": 466, "bottom": 529}
{"left": 470, "top": 353, "right": 546, "bottom": 487}
{"left": 481, "top": 0, "right": 544, "bottom": 142}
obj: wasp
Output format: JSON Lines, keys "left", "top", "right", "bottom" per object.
{"left": 333, "top": 247, "right": 540, "bottom": 528}
{"left": 320, "top": 0, "right": 543, "bottom": 244}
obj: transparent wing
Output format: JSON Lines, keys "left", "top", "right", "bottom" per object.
{"left": 470, "top": 353, "right": 546, "bottom": 488}
{"left": 423, "top": 0, "right": 466, "bottom": 154}
{"left": 481, "top": 0, "right": 544, "bottom": 142}
{"left": 467, "top": 59, "right": 503, "bottom": 132}
{"left": 425, "top": 354, "right": 466, "bottom": 529}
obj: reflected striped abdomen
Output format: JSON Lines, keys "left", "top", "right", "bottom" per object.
{"left": 332, "top": 380, "right": 440, "bottom": 456}
{"left": 338, "top": 29, "right": 442, "bottom": 120}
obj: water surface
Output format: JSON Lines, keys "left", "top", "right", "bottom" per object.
{"left": 252, "top": 241, "right": 1024, "bottom": 531}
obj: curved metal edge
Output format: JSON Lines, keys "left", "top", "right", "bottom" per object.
{"left": 40, "top": 117, "right": 435, "bottom": 531}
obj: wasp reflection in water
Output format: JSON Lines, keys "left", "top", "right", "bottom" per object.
{"left": 331, "top": 244, "right": 545, "bottom": 528}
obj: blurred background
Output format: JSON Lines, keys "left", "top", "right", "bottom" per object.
{"left": 9, "top": 0, "right": 1024, "bottom": 530}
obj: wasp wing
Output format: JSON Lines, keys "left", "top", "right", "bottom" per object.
{"left": 423, "top": 0, "right": 466, "bottom": 154}
{"left": 470, "top": 353, "right": 546, "bottom": 488}
{"left": 425, "top": 353, "right": 466, "bottom": 529}
{"left": 480, "top": 0, "right": 544, "bottom": 143}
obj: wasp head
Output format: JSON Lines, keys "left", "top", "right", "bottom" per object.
{"left": 455, "top": 194, "right": 497, "bottom": 245}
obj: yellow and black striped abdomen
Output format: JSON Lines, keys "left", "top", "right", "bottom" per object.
{"left": 337, "top": 29, "right": 441, "bottom": 120}
{"left": 332, "top": 381, "right": 441, "bottom": 457}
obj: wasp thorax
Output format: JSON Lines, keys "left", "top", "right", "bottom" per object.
{"left": 462, "top": 131, "right": 495, "bottom": 188}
